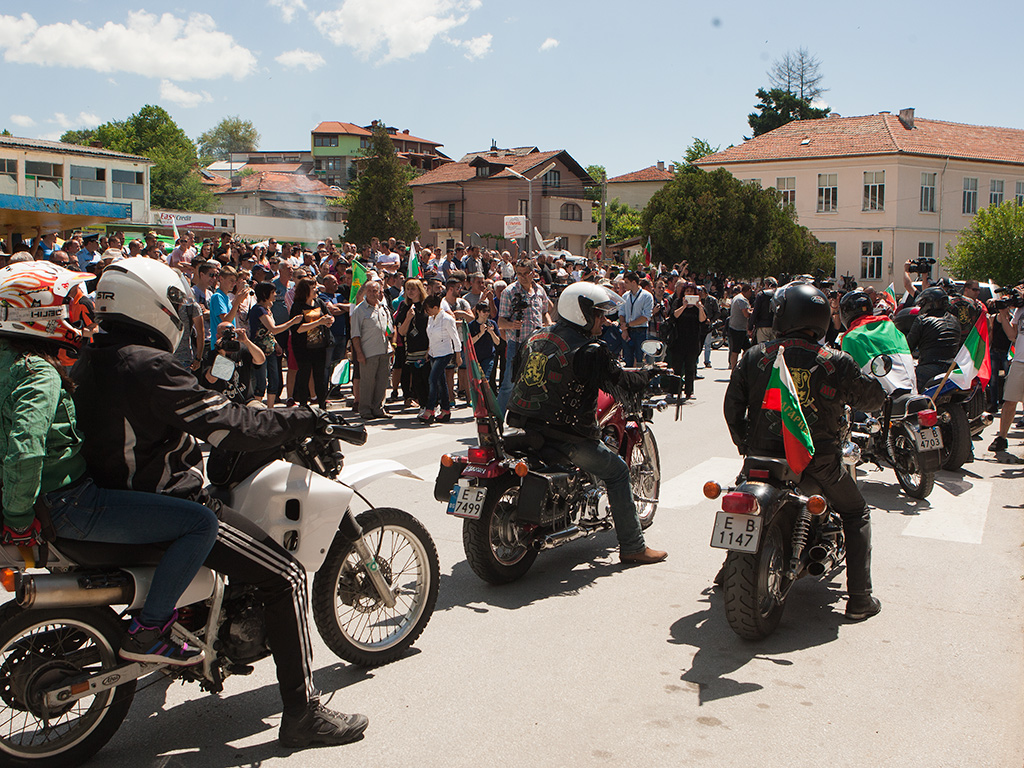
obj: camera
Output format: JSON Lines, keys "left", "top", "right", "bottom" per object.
{"left": 511, "top": 293, "right": 528, "bottom": 323}
{"left": 906, "top": 257, "right": 936, "bottom": 275}
{"left": 992, "top": 286, "right": 1024, "bottom": 311}
{"left": 218, "top": 326, "right": 240, "bottom": 353}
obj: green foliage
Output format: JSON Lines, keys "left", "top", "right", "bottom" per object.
{"left": 197, "top": 116, "right": 261, "bottom": 164}
{"left": 59, "top": 129, "right": 96, "bottom": 145}
{"left": 944, "top": 201, "right": 1024, "bottom": 287}
{"left": 588, "top": 198, "right": 641, "bottom": 249}
{"left": 342, "top": 122, "right": 418, "bottom": 245}
{"left": 747, "top": 88, "right": 830, "bottom": 138}
{"left": 584, "top": 164, "right": 606, "bottom": 202}
{"left": 674, "top": 138, "right": 720, "bottom": 174}
{"left": 0, "top": 129, "right": 11, "bottom": 137}
{"left": 640, "top": 167, "right": 833, "bottom": 277}
{"left": 238, "top": 167, "right": 256, "bottom": 177}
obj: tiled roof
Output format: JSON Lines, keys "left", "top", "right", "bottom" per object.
{"left": 607, "top": 165, "right": 674, "bottom": 183}
{"left": 388, "top": 131, "right": 442, "bottom": 147}
{"left": 460, "top": 146, "right": 539, "bottom": 163}
{"left": 410, "top": 149, "right": 565, "bottom": 186}
{"left": 0, "top": 134, "right": 153, "bottom": 163}
{"left": 216, "top": 172, "right": 339, "bottom": 196}
{"left": 312, "top": 121, "right": 372, "bottom": 137}
{"left": 239, "top": 163, "right": 306, "bottom": 174}
{"left": 694, "top": 113, "right": 1024, "bottom": 167}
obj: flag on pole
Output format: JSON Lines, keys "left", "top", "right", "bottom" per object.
{"left": 840, "top": 314, "right": 917, "bottom": 394}
{"left": 171, "top": 218, "right": 181, "bottom": 244}
{"left": 349, "top": 261, "right": 367, "bottom": 304}
{"left": 407, "top": 243, "right": 420, "bottom": 278}
{"left": 761, "top": 346, "right": 815, "bottom": 474}
{"left": 948, "top": 310, "right": 991, "bottom": 389}
{"left": 642, "top": 236, "right": 652, "bottom": 266}
{"left": 459, "top": 320, "right": 501, "bottom": 421}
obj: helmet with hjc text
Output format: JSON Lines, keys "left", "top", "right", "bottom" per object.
{"left": 0, "top": 261, "right": 95, "bottom": 350}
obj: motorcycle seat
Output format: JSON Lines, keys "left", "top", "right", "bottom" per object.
{"left": 53, "top": 539, "right": 170, "bottom": 568}
{"left": 890, "top": 393, "right": 932, "bottom": 418}
{"left": 743, "top": 455, "right": 801, "bottom": 484}
{"left": 503, "top": 428, "right": 545, "bottom": 456}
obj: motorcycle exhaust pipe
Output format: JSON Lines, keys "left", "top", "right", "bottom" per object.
{"left": 806, "top": 544, "right": 838, "bottom": 577}
{"left": 14, "top": 571, "right": 135, "bottom": 609}
{"left": 539, "top": 526, "right": 585, "bottom": 550}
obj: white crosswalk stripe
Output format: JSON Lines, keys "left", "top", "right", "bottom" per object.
{"left": 900, "top": 477, "right": 992, "bottom": 544}
{"left": 658, "top": 457, "right": 742, "bottom": 509}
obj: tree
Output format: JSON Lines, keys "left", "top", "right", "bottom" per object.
{"left": 747, "top": 88, "right": 831, "bottom": 138}
{"left": 588, "top": 198, "right": 642, "bottom": 249}
{"left": 674, "top": 138, "right": 720, "bottom": 174}
{"left": 197, "top": 116, "right": 261, "bottom": 164}
{"left": 583, "top": 164, "right": 606, "bottom": 203}
{"left": 59, "top": 129, "right": 96, "bottom": 146}
{"left": 640, "top": 167, "right": 833, "bottom": 277}
{"left": 342, "top": 122, "right": 418, "bottom": 245}
{"left": 768, "top": 47, "right": 826, "bottom": 102}
{"left": 944, "top": 201, "right": 1024, "bottom": 288}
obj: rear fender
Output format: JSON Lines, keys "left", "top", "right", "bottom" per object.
{"left": 735, "top": 481, "right": 792, "bottom": 527}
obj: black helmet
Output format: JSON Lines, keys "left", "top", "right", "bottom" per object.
{"left": 915, "top": 286, "right": 949, "bottom": 316}
{"left": 771, "top": 281, "right": 831, "bottom": 338}
{"left": 839, "top": 290, "right": 873, "bottom": 329}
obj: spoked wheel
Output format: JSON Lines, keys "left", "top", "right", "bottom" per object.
{"left": 630, "top": 429, "right": 661, "bottom": 529}
{"left": 312, "top": 508, "right": 439, "bottom": 667}
{"left": 463, "top": 476, "right": 537, "bottom": 584}
{"left": 722, "top": 520, "right": 790, "bottom": 640}
{"left": 0, "top": 605, "right": 135, "bottom": 768}
{"left": 890, "top": 426, "right": 935, "bottom": 500}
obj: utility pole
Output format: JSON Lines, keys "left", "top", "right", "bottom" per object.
{"left": 599, "top": 170, "right": 607, "bottom": 262}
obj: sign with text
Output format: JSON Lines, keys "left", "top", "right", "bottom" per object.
{"left": 503, "top": 215, "right": 527, "bottom": 240}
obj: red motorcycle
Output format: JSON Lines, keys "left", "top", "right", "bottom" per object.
{"left": 434, "top": 342, "right": 678, "bottom": 584}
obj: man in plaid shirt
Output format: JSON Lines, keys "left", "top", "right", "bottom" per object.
{"left": 496, "top": 257, "right": 551, "bottom": 414}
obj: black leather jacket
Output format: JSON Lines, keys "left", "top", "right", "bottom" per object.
{"left": 906, "top": 313, "right": 961, "bottom": 367}
{"left": 506, "top": 320, "right": 647, "bottom": 440}
{"left": 724, "top": 335, "right": 884, "bottom": 456}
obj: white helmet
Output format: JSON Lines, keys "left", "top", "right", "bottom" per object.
{"left": 557, "top": 282, "right": 624, "bottom": 329}
{"left": 94, "top": 258, "right": 193, "bottom": 351}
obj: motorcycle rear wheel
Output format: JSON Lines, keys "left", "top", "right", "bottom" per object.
{"left": 312, "top": 508, "right": 440, "bottom": 667}
{"left": 723, "top": 520, "right": 789, "bottom": 640}
{"left": 631, "top": 429, "right": 661, "bottom": 530}
{"left": 938, "top": 404, "right": 972, "bottom": 471}
{"left": 463, "top": 476, "right": 537, "bottom": 584}
{"left": 890, "top": 425, "right": 935, "bottom": 500}
{"left": 0, "top": 604, "right": 135, "bottom": 768}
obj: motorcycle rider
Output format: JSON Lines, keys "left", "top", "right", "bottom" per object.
{"left": 505, "top": 282, "right": 669, "bottom": 565}
{"left": 839, "top": 290, "right": 918, "bottom": 395}
{"left": 71, "top": 258, "right": 368, "bottom": 748}
{"left": 905, "top": 286, "right": 961, "bottom": 392}
{"left": 724, "top": 282, "right": 886, "bottom": 620}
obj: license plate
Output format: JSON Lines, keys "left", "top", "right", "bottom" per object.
{"left": 446, "top": 483, "right": 487, "bottom": 519}
{"left": 913, "top": 425, "right": 943, "bottom": 452}
{"left": 710, "top": 512, "right": 762, "bottom": 553}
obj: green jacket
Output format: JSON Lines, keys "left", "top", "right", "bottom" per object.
{"left": 0, "top": 343, "right": 87, "bottom": 529}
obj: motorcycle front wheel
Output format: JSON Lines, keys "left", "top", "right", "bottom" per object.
{"left": 312, "top": 508, "right": 439, "bottom": 667}
{"left": 0, "top": 604, "right": 135, "bottom": 768}
{"left": 722, "top": 520, "right": 789, "bottom": 640}
{"left": 630, "top": 428, "right": 661, "bottom": 529}
{"left": 463, "top": 476, "right": 537, "bottom": 584}
{"left": 890, "top": 425, "right": 935, "bottom": 500}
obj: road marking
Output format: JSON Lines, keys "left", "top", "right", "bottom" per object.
{"left": 659, "top": 457, "right": 743, "bottom": 509}
{"left": 353, "top": 431, "right": 455, "bottom": 462}
{"left": 900, "top": 478, "right": 992, "bottom": 544}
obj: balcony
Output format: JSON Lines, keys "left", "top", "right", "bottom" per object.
{"left": 430, "top": 216, "right": 462, "bottom": 230}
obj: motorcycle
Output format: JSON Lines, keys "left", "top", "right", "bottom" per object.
{"left": 703, "top": 456, "right": 843, "bottom": 640}
{"left": 923, "top": 376, "right": 991, "bottom": 470}
{"left": 708, "top": 318, "right": 727, "bottom": 350}
{"left": 0, "top": 417, "right": 439, "bottom": 768}
{"left": 434, "top": 340, "right": 678, "bottom": 584}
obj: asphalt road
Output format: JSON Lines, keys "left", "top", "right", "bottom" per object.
{"left": 37, "top": 350, "right": 1024, "bottom": 767}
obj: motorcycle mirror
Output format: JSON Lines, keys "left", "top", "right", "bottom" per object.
{"left": 870, "top": 354, "right": 892, "bottom": 377}
{"left": 640, "top": 339, "right": 665, "bottom": 360}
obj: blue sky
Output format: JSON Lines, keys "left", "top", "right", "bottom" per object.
{"left": 1, "top": 0, "right": 1020, "bottom": 176}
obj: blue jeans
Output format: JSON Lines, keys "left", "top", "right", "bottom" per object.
{"left": 622, "top": 327, "right": 649, "bottom": 367}
{"left": 427, "top": 354, "right": 453, "bottom": 410}
{"left": 497, "top": 340, "right": 519, "bottom": 415}
{"left": 703, "top": 332, "right": 713, "bottom": 367}
{"left": 548, "top": 437, "right": 645, "bottom": 555}
{"left": 45, "top": 479, "right": 219, "bottom": 627}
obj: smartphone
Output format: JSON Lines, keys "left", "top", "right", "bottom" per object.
{"left": 685, "top": 295, "right": 699, "bottom": 306}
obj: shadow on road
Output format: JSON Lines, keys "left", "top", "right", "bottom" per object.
{"left": 667, "top": 577, "right": 845, "bottom": 706}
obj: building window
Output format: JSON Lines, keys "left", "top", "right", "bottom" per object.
{"left": 963, "top": 178, "right": 978, "bottom": 214}
{"left": 518, "top": 199, "right": 528, "bottom": 216}
{"left": 542, "top": 169, "right": 560, "bottom": 188}
{"left": 476, "top": 165, "right": 490, "bottom": 177}
{"left": 69, "top": 165, "right": 106, "bottom": 197}
{"left": 919, "top": 242, "right": 935, "bottom": 260}
{"left": 324, "top": 159, "right": 340, "bottom": 171}
{"left": 560, "top": 203, "right": 582, "bottom": 221}
{"left": 241, "top": 207, "right": 250, "bottom": 215}
{"left": 360, "top": 138, "right": 370, "bottom": 149}
{"left": 24, "top": 161, "right": 62, "bottom": 199}
{"left": 817, "top": 173, "right": 838, "bottom": 212}
{"left": 1016, "top": 181, "right": 1024, "bottom": 206}
{"left": 447, "top": 203, "right": 457, "bottom": 228}
{"left": 746, "top": 178, "right": 762, "bottom": 188}
{"left": 863, "top": 170, "right": 885, "bottom": 211}
{"left": 776, "top": 176, "right": 796, "bottom": 206}
{"left": 860, "top": 241, "right": 883, "bottom": 280}
{"left": 990, "top": 179, "right": 1004, "bottom": 206}
{"left": 920, "top": 172, "right": 936, "bottom": 212}
{"left": 111, "top": 169, "right": 144, "bottom": 200}
{"left": 313, "top": 135, "right": 339, "bottom": 148}
{"left": 0, "top": 158, "right": 16, "bottom": 195}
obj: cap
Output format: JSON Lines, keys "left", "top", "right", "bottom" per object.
{"left": 82, "top": 233, "right": 99, "bottom": 244}
{"left": 101, "top": 248, "right": 121, "bottom": 261}
{"left": 252, "top": 264, "right": 273, "bottom": 278}
{"left": 145, "top": 230, "right": 158, "bottom": 238}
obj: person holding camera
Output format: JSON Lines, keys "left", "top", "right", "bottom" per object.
{"left": 906, "top": 287, "right": 961, "bottom": 391}
{"left": 203, "top": 321, "right": 266, "bottom": 405}
{"left": 668, "top": 281, "right": 706, "bottom": 401}
{"left": 496, "top": 258, "right": 551, "bottom": 414}
{"left": 988, "top": 284, "right": 1024, "bottom": 453}
{"left": 902, "top": 257, "right": 936, "bottom": 302}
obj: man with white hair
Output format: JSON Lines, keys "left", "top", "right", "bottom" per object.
{"left": 350, "top": 279, "right": 392, "bottom": 420}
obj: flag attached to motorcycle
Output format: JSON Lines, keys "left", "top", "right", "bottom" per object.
{"left": 761, "top": 346, "right": 815, "bottom": 475}
{"left": 949, "top": 310, "right": 991, "bottom": 390}
{"left": 840, "top": 314, "right": 917, "bottom": 394}
{"left": 459, "top": 321, "right": 501, "bottom": 421}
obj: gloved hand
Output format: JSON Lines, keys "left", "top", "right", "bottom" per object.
{"left": 2, "top": 519, "right": 43, "bottom": 547}
{"left": 651, "top": 373, "right": 682, "bottom": 395}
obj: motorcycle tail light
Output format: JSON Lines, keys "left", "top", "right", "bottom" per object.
{"left": 806, "top": 495, "right": 828, "bottom": 515}
{"left": 1, "top": 568, "right": 15, "bottom": 593}
{"left": 468, "top": 447, "right": 496, "bottom": 464}
{"left": 703, "top": 481, "right": 722, "bottom": 499}
{"left": 748, "top": 468, "right": 770, "bottom": 480}
{"left": 917, "top": 409, "right": 938, "bottom": 428}
{"left": 722, "top": 492, "right": 759, "bottom": 516}
{"left": 514, "top": 461, "right": 530, "bottom": 477}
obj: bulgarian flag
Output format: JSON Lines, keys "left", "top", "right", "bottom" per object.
{"left": 884, "top": 283, "right": 897, "bottom": 304}
{"left": 459, "top": 320, "right": 500, "bottom": 421}
{"left": 642, "top": 236, "right": 652, "bottom": 266}
{"left": 349, "top": 260, "right": 367, "bottom": 304}
{"left": 949, "top": 310, "right": 991, "bottom": 389}
{"left": 407, "top": 243, "right": 421, "bottom": 278}
{"left": 761, "top": 346, "right": 815, "bottom": 475}
{"left": 841, "top": 314, "right": 917, "bottom": 394}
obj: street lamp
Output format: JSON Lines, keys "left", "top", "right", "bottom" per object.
{"left": 507, "top": 162, "right": 557, "bottom": 256}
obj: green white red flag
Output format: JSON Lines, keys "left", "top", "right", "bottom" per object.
{"left": 407, "top": 243, "right": 420, "bottom": 279}
{"left": 761, "top": 346, "right": 815, "bottom": 474}
{"left": 349, "top": 260, "right": 367, "bottom": 304}
{"left": 459, "top": 320, "right": 500, "bottom": 420}
{"left": 841, "top": 314, "right": 917, "bottom": 394}
{"left": 642, "top": 236, "right": 652, "bottom": 266}
{"left": 949, "top": 310, "right": 991, "bottom": 389}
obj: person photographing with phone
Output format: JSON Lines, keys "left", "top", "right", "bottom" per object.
{"left": 668, "top": 281, "right": 707, "bottom": 401}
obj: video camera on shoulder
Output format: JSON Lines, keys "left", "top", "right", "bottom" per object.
{"left": 992, "top": 285, "right": 1024, "bottom": 310}
{"left": 906, "top": 257, "right": 936, "bottom": 275}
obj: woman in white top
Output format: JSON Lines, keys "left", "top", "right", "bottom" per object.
{"left": 420, "top": 294, "right": 462, "bottom": 423}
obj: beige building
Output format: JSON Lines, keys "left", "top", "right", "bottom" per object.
{"left": 694, "top": 109, "right": 1024, "bottom": 287}
{"left": 606, "top": 162, "right": 674, "bottom": 210}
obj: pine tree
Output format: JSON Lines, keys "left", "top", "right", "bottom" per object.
{"left": 342, "top": 122, "right": 419, "bottom": 245}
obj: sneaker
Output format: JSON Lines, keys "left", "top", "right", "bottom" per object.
{"left": 119, "top": 612, "right": 204, "bottom": 667}
{"left": 845, "top": 594, "right": 882, "bottom": 622}
{"left": 438, "top": 410, "right": 452, "bottom": 422}
{"left": 418, "top": 409, "right": 434, "bottom": 423}
{"left": 989, "top": 435, "right": 1008, "bottom": 452}
{"left": 279, "top": 699, "right": 368, "bottom": 749}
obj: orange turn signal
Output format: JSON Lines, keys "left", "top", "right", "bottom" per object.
{"left": 806, "top": 495, "right": 828, "bottom": 515}
{"left": 703, "top": 481, "right": 722, "bottom": 499}
{"left": 1, "top": 568, "right": 16, "bottom": 593}
{"left": 514, "top": 461, "right": 530, "bottom": 477}
{"left": 440, "top": 454, "right": 454, "bottom": 468}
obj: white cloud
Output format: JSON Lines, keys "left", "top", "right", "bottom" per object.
{"left": 9, "top": 114, "right": 34, "bottom": 128}
{"left": 275, "top": 49, "right": 326, "bottom": 71}
{"left": 0, "top": 11, "right": 256, "bottom": 81}
{"left": 48, "top": 112, "right": 102, "bottom": 129}
{"left": 268, "top": 0, "right": 307, "bottom": 23}
{"left": 539, "top": 37, "right": 558, "bottom": 52}
{"left": 159, "top": 80, "right": 214, "bottom": 109}
{"left": 459, "top": 33, "right": 492, "bottom": 60}
{"left": 314, "top": 0, "right": 483, "bottom": 62}
{"left": 78, "top": 112, "right": 102, "bottom": 128}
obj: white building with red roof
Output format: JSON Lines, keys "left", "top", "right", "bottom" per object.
{"left": 606, "top": 161, "right": 675, "bottom": 211}
{"left": 694, "top": 108, "right": 1024, "bottom": 286}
